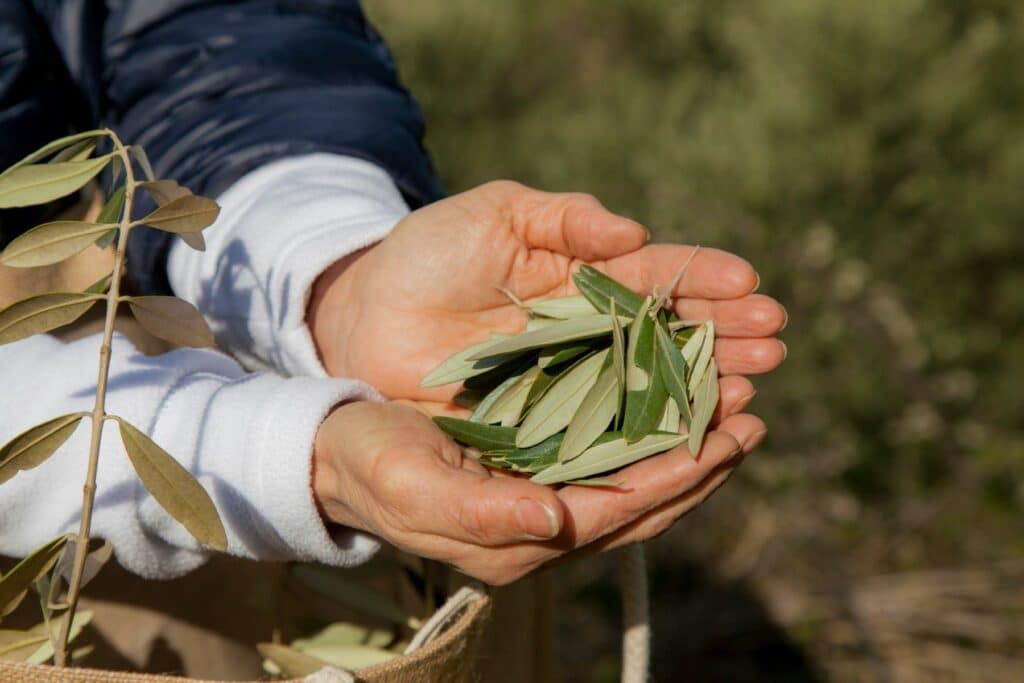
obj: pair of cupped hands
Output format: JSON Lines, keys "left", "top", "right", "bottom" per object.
{"left": 305, "top": 181, "right": 786, "bottom": 585}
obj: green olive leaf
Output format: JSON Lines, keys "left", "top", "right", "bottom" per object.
{"left": 420, "top": 333, "right": 515, "bottom": 388}
{"left": 0, "top": 130, "right": 107, "bottom": 174}
{"left": 610, "top": 299, "right": 626, "bottom": 427}
{"left": 94, "top": 185, "right": 126, "bottom": 248}
{"left": 129, "top": 145, "right": 156, "bottom": 182}
{"left": 528, "top": 295, "right": 598, "bottom": 319}
{"left": 654, "top": 321, "right": 692, "bottom": 426}
{"left": 559, "top": 359, "right": 619, "bottom": 462}
{"left": 687, "top": 320, "right": 716, "bottom": 398}
{"left": 0, "top": 221, "right": 119, "bottom": 268}
{"left": 293, "top": 622, "right": 395, "bottom": 650}
{"left": 467, "top": 315, "right": 625, "bottom": 361}
{"left": 658, "top": 397, "right": 681, "bottom": 433}
{"left": 291, "top": 643, "right": 398, "bottom": 671}
{"left": 572, "top": 264, "right": 645, "bottom": 317}
{"left": 679, "top": 323, "right": 706, "bottom": 368}
{"left": 126, "top": 296, "right": 215, "bottom": 348}
{"left": 291, "top": 564, "right": 416, "bottom": 628}
{"left": 433, "top": 417, "right": 518, "bottom": 451}
{"left": 21, "top": 610, "right": 93, "bottom": 665}
{"left": 83, "top": 273, "right": 112, "bottom": 295}
{"left": 688, "top": 358, "right": 720, "bottom": 456}
{"left": 516, "top": 349, "right": 609, "bottom": 447}
{"left": 51, "top": 139, "right": 98, "bottom": 164}
{"left": 483, "top": 366, "right": 541, "bottom": 426}
{"left": 115, "top": 417, "right": 227, "bottom": 551}
{"left": 0, "top": 154, "right": 114, "bottom": 209}
{"left": 531, "top": 432, "right": 687, "bottom": 485}
{"left": 0, "top": 630, "right": 50, "bottom": 662}
{"left": 137, "top": 179, "right": 190, "bottom": 205}
{"left": 623, "top": 298, "right": 668, "bottom": 442}
{"left": 258, "top": 643, "right": 328, "bottom": 678}
{"left": 136, "top": 195, "right": 220, "bottom": 234}
{"left": 564, "top": 477, "right": 624, "bottom": 487}
{"left": 469, "top": 373, "right": 523, "bottom": 423}
{"left": 495, "top": 433, "right": 564, "bottom": 473}
{"left": 537, "top": 341, "right": 598, "bottom": 369}
{"left": 0, "top": 292, "right": 101, "bottom": 345}
{"left": 0, "top": 536, "right": 68, "bottom": 617}
{"left": 0, "top": 413, "right": 86, "bottom": 486}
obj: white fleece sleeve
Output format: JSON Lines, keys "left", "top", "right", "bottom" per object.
{"left": 0, "top": 332, "right": 381, "bottom": 579}
{"left": 166, "top": 153, "right": 410, "bottom": 377}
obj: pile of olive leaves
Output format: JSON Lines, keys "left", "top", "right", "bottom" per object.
{"left": 422, "top": 263, "right": 718, "bottom": 486}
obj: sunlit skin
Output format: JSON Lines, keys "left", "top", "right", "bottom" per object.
{"left": 307, "top": 180, "right": 786, "bottom": 584}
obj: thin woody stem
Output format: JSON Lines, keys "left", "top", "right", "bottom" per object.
{"left": 53, "top": 129, "right": 136, "bottom": 667}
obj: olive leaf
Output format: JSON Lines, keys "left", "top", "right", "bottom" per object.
{"left": 0, "top": 130, "right": 106, "bottom": 174}
{"left": 0, "top": 629, "right": 50, "bottom": 662}
{"left": 0, "top": 292, "right": 102, "bottom": 345}
{"left": 528, "top": 295, "right": 598, "bottom": 319}
{"left": 292, "top": 643, "right": 398, "bottom": 671}
{"left": 83, "top": 273, "right": 112, "bottom": 295}
{"left": 469, "top": 373, "right": 522, "bottom": 423}
{"left": 658, "top": 397, "right": 681, "bottom": 433}
{"left": 126, "top": 296, "right": 215, "bottom": 347}
{"left": 610, "top": 299, "right": 626, "bottom": 426}
{"left": 51, "top": 139, "right": 98, "bottom": 164}
{"left": 21, "top": 611, "right": 93, "bottom": 665}
{"left": 467, "top": 315, "right": 624, "bottom": 361}
{"left": 138, "top": 179, "right": 190, "bottom": 205}
{"left": 559, "top": 359, "right": 619, "bottom": 462}
{"left": 94, "top": 185, "right": 127, "bottom": 249}
{"left": 538, "top": 341, "right": 597, "bottom": 369}
{"left": 0, "top": 536, "right": 69, "bottom": 617}
{"left": 654, "top": 321, "right": 692, "bottom": 426}
{"left": 293, "top": 622, "right": 395, "bottom": 650}
{"left": 483, "top": 366, "right": 540, "bottom": 426}
{"left": 517, "top": 349, "right": 609, "bottom": 447}
{"left": 129, "top": 145, "right": 156, "bottom": 182}
{"left": 623, "top": 298, "right": 668, "bottom": 443}
{"left": 433, "top": 417, "right": 518, "bottom": 451}
{"left": 564, "top": 477, "right": 623, "bottom": 487}
{"left": 136, "top": 195, "right": 219, "bottom": 234}
{"left": 115, "top": 417, "right": 227, "bottom": 551}
{"left": 291, "top": 564, "right": 416, "bottom": 628}
{"left": 531, "top": 432, "right": 687, "bottom": 485}
{"left": 0, "top": 154, "right": 114, "bottom": 209}
{"left": 688, "top": 358, "right": 720, "bottom": 456}
{"left": 0, "top": 221, "right": 119, "bottom": 268}
{"left": 496, "top": 433, "right": 564, "bottom": 472}
{"left": 572, "top": 264, "right": 645, "bottom": 317}
{"left": 651, "top": 246, "right": 700, "bottom": 312}
{"left": 419, "top": 334, "right": 515, "bottom": 388}
{"left": 56, "top": 538, "right": 113, "bottom": 593}
{"left": 679, "top": 323, "right": 706, "bottom": 367}
{"left": 0, "top": 413, "right": 86, "bottom": 486}
{"left": 258, "top": 643, "right": 329, "bottom": 678}
{"left": 687, "top": 320, "right": 716, "bottom": 398}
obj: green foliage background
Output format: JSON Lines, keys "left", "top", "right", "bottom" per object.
{"left": 367, "top": 1, "right": 1024, "bottom": 680}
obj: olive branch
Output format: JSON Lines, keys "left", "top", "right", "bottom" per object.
{"left": 0, "top": 129, "right": 225, "bottom": 667}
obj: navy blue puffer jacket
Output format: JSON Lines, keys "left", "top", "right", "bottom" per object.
{"left": 0, "top": 0, "right": 443, "bottom": 293}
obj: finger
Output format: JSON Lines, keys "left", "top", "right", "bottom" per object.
{"left": 389, "top": 454, "right": 566, "bottom": 546}
{"left": 673, "top": 294, "right": 787, "bottom": 338}
{"left": 713, "top": 338, "right": 787, "bottom": 375}
{"left": 553, "top": 416, "right": 760, "bottom": 547}
{"left": 511, "top": 186, "right": 650, "bottom": 261}
{"left": 600, "top": 244, "right": 758, "bottom": 300}
{"left": 714, "top": 375, "right": 757, "bottom": 425}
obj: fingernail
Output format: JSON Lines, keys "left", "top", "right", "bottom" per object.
{"left": 742, "top": 429, "right": 768, "bottom": 453}
{"left": 752, "top": 273, "right": 761, "bottom": 293}
{"left": 780, "top": 306, "right": 789, "bottom": 331}
{"left": 516, "top": 499, "right": 559, "bottom": 540}
{"left": 736, "top": 390, "right": 757, "bottom": 411}
{"left": 779, "top": 340, "right": 788, "bottom": 361}
{"left": 644, "top": 228, "right": 653, "bottom": 243}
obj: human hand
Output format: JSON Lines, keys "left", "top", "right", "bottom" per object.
{"left": 312, "top": 399, "right": 766, "bottom": 585}
{"left": 308, "top": 181, "right": 786, "bottom": 403}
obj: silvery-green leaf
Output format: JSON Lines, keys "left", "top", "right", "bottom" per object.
{"left": 469, "top": 374, "right": 521, "bottom": 423}
{"left": 9, "top": 610, "right": 93, "bottom": 665}
{"left": 116, "top": 417, "right": 227, "bottom": 551}
{"left": 687, "top": 320, "right": 716, "bottom": 398}
{"left": 689, "top": 358, "right": 720, "bottom": 456}
{"left": 525, "top": 317, "right": 560, "bottom": 331}
{"left": 0, "top": 154, "right": 114, "bottom": 209}
{"left": 138, "top": 179, "right": 190, "bottom": 205}
{"left": 623, "top": 298, "right": 668, "bottom": 442}
{"left": 538, "top": 341, "right": 596, "bottom": 369}
{"left": 137, "top": 195, "right": 219, "bottom": 234}
{"left": 0, "top": 629, "right": 50, "bottom": 662}
{"left": 293, "top": 643, "right": 398, "bottom": 671}
{"left": 572, "top": 264, "right": 645, "bottom": 317}
{"left": 258, "top": 643, "right": 326, "bottom": 678}
{"left": 130, "top": 145, "right": 156, "bottom": 181}
{"left": 0, "top": 292, "right": 101, "bottom": 345}
{"left": 126, "top": 296, "right": 215, "bottom": 347}
{"left": 679, "top": 324, "right": 706, "bottom": 367}
{"left": 291, "top": 564, "right": 414, "bottom": 628}
{"left": 433, "top": 417, "right": 517, "bottom": 451}
{"left": 564, "top": 477, "right": 624, "bottom": 487}
{"left": 1, "top": 130, "right": 106, "bottom": 174}
{"left": 94, "top": 185, "right": 126, "bottom": 248}
{"left": 497, "top": 433, "right": 564, "bottom": 472}
{"left": 651, "top": 246, "right": 700, "bottom": 311}
{"left": 484, "top": 366, "right": 540, "bottom": 426}
{"left": 516, "top": 349, "right": 609, "bottom": 447}
{"left": 654, "top": 321, "right": 692, "bottom": 426}
{"left": 673, "top": 326, "right": 697, "bottom": 349}
{"left": 0, "top": 221, "right": 119, "bottom": 268}
{"left": 658, "top": 397, "right": 681, "bottom": 432}
{"left": 0, "top": 413, "right": 85, "bottom": 486}
{"left": 531, "top": 432, "right": 687, "bottom": 485}
{"left": 611, "top": 299, "right": 626, "bottom": 427}
{"left": 293, "top": 622, "right": 394, "bottom": 650}
{"left": 0, "top": 536, "right": 68, "bottom": 617}
{"left": 528, "top": 295, "right": 598, "bottom": 319}
{"left": 420, "top": 334, "right": 514, "bottom": 388}
{"left": 83, "top": 273, "right": 112, "bottom": 295}
{"left": 559, "top": 360, "right": 618, "bottom": 462}
{"left": 468, "top": 315, "right": 625, "bottom": 361}
{"left": 51, "top": 139, "right": 98, "bottom": 163}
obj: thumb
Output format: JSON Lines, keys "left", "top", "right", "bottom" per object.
{"left": 396, "top": 457, "right": 566, "bottom": 546}
{"left": 516, "top": 189, "right": 650, "bottom": 261}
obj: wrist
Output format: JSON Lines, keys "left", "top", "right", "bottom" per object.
{"left": 311, "top": 400, "right": 366, "bottom": 530}
{"left": 307, "top": 245, "right": 374, "bottom": 377}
